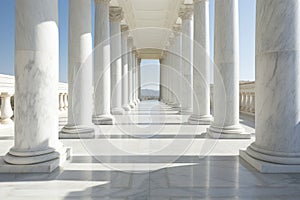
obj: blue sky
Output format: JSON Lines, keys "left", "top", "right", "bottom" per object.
{"left": 0, "top": 0, "right": 255, "bottom": 88}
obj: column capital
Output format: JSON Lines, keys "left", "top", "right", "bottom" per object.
{"left": 109, "top": 6, "right": 124, "bottom": 22}
{"left": 94, "top": 0, "right": 110, "bottom": 4}
{"left": 121, "top": 24, "right": 129, "bottom": 32}
{"left": 179, "top": 4, "right": 194, "bottom": 20}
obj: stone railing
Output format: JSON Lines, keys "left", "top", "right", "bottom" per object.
{"left": 210, "top": 81, "right": 255, "bottom": 116}
{"left": 239, "top": 81, "right": 255, "bottom": 116}
{"left": 0, "top": 74, "right": 68, "bottom": 127}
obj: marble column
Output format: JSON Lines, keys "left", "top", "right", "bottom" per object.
{"left": 60, "top": 0, "right": 95, "bottom": 139}
{"left": 168, "top": 34, "right": 178, "bottom": 107}
{"left": 3, "top": 0, "right": 70, "bottom": 173}
{"left": 207, "top": 0, "right": 249, "bottom": 139}
{"left": 93, "top": 0, "right": 114, "bottom": 125}
{"left": 159, "top": 58, "right": 166, "bottom": 102}
{"left": 188, "top": 0, "right": 212, "bottom": 124}
{"left": 121, "top": 25, "right": 131, "bottom": 111}
{"left": 136, "top": 57, "right": 141, "bottom": 103}
{"left": 137, "top": 58, "right": 142, "bottom": 102}
{"left": 172, "top": 25, "right": 182, "bottom": 110}
{"left": 179, "top": 5, "right": 193, "bottom": 114}
{"left": 109, "top": 6, "right": 125, "bottom": 115}
{"left": 132, "top": 50, "right": 138, "bottom": 105}
{"left": 128, "top": 37, "right": 135, "bottom": 108}
{"left": 240, "top": 0, "right": 300, "bottom": 173}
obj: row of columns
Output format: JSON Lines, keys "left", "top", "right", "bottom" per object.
{"left": 162, "top": 0, "right": 300, "bottom": 172}
{"left": 2, "top": 0, "right": 141, "bottom": 172}
{"left": 160, "top": 0, "right": 249, "bottom": 138}
{"left": 61, "top": 0, "right": 141, "bottom": 138}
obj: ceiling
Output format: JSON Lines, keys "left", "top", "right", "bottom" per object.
{"left": 110, "top": 0, "right": 192, "bottom": 59}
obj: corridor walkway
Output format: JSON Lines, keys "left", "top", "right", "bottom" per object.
{"left": 0, "top": 101, "right": 300, "bottom": 199}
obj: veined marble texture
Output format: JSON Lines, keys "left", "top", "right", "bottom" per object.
{"left": 93, "top": 0, "right": 114, "bottom": 125}
{"left": 241, "top": 0, "right": 300, "bottom": 172}
{"left": 2, "top": 101, "right": 300, "bottom": 199}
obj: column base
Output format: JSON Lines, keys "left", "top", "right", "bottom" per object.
{"left": 207, "top": 124, "right": 250, "bottom": 139}
{"left": 137, "top": 99, "right": 141, "bottom": 103}
{"left": 188, "top": 114, "right": 213, "bottom": 125}
{"left": 240, "top": 148, "right": 300, "bottom": 173}
{"left": 93, "top": 114, "right": 115, "bottom": 125}
{"left": 122, "top": 104, "right": 131, "bottom": 111}
{"left": 60, "top": 125, "right": 95, "bottom": 139}
{"left": 129, "top": 102, "right": 135, "bottom": 109}
{"left": 179, "top": 107, "right": 193, "bottom": 115}
{"left": 133, "top": 100, "right": 138, "bottom": 105}
{"left": 1, "top": 146, "right": 71, "bottom": 173}
{"left": 111, "top": 107, "right": 125, "bottom": 115}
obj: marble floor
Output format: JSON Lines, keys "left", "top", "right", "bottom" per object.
{"left": 0, "top": 101, "right": 300, "bottom": 199}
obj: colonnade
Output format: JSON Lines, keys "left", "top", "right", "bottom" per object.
{"left": 160, "top": 0, "right": 300, "bottom": 172}
{"left": 1, "top": 0, "right": 300, "bottom": 174}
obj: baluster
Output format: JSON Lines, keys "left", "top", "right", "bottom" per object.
{"left": 0, "top": 92, "right": 13, "bottom": 124}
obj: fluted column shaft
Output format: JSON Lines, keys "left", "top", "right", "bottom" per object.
{"left": 110, "top": 6, "right": 124, "bottom": 115}
{"left": 207, "top": 0, "right": 249, "bottom": 138}
{"left": 132, "top": 52, "right": 138, "bottom": 105}
{"left": 93, "top": 0, "right": 114, "bottom": 125}
{"left": 179, "top": 5, "right": 193, "bottom": 114}
{"left": 121, "top": 25, "right": 131, "bottom": 111}
{"left": 241, "top": 0, "right": 300, "bottom": 173}
{"left": 4, "top": 0, "right": 69, "bottom": 172}
{"left": 189, "top": 0, "right": 212, "bottom": 124}
{"left": 61, "top": 0, "right": 94, "bottom": 138}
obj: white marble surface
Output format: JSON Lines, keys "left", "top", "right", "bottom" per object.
{"left": 179, "top": 5, "right": 193, "bottom": 114}
{"left": 4, "top": 0, "right": 64, "bottom": 168}
{"left": 110, "top": 6, "right": 125, "bottom": 115}
{"left": 127, "top": 37, "right": 135, "bottom": 108}
{"left": 93, "top": 0, "right": 114, "bottom": 124}
{"left": 60, "top": 0, "right": 94, "bottom": 138}
{"left": 2, "top": 101, "right": 299, "bottom": 199}
{"left": 189, "top": 0, "right": 212, "bottom": 125}
{"left": 121, "top": 25, "right": 131, "bottom": 111}
{"left": 241, "top": 0, "right": 300, "bottom": 172}
{"left": 208, "top": 0, "right": 249, "bottom": 139}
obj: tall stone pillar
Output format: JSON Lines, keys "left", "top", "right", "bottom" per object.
{"left": 132, "top": 51, "right": 138, "bottom": 105}
{"left": 3, "top": 0, "right": 70, "bottom": 173}
{"left": 93, "top": 0, "right": 114, "bottom": 125}
{"left": 188, "top": 0, "right": 212, "bottom": 125}
{"left": 168, "top": 34, "right": 178, "bottom": 107}
{"left": 128, "top": 37, "right": 135, "bottom": 108}
{"left": 121, "top": 25, "right": 131, "bottom": 111}
{"left": 159, "top": 58, "right": 166, "bottom": 102}
{"left": 207, "top": 0, "right": 249, "bottom": 138}
{"left": 172, "top": 25, "right": 182, "bottom": 110}
{"left": 60, "top": 0, "right": 95, "bottom": 138}
{"left": 240, "top": 0, "right": 300, "bottom": 173}
{"left": 136, "top": 57, "right": 141, "bottom": 103}
{"left": 179, "top": 5, "right": 193, "bottom": 114}
{"left": 109, "top": 6, "right": 124, "bottom": 115}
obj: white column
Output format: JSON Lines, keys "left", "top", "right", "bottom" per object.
{"left": 207, "top": 0, "right": 249, "bottom": 139}
{"left": 93, "top": 0, "right": 114, "bottom": 125}
{"left": 3, "top": 0, "right": 69, "bottom": 173}
{"left": 137, "top": 58, "right": 142, "bottom": 102}
{"left": 121, "top": 25, "right": 131, "bottom": 111}
{"left": 159, "top": 58, "right": 165, "bottom": 102}
{"left": 188, "top": 0, "right": 212, "bottom": 124}
{"left": 132, "top": 50, "right": 138, "bottom": 105}
{"left": 109, "top": 6, "right": 124, "bottom": 115}
{"left": 172, "top": 25, "right": 182, "bottom": 109}
{"left": 241, "top": 0, "right": 300, "bottom": 173}
{"left": 60, "top": 0, "right": 94, "bottom": 138}
{"left": 168, "top": 34, "right": 177, "bottom": 107}
{"left": 136, "top": 57, "right": 141, "bottom": 103}
{"left": 179, "top": 5, "right": 193, "bottom": 114}
{"left": 128, "top": 37, "right": 135, "bottom": 108}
